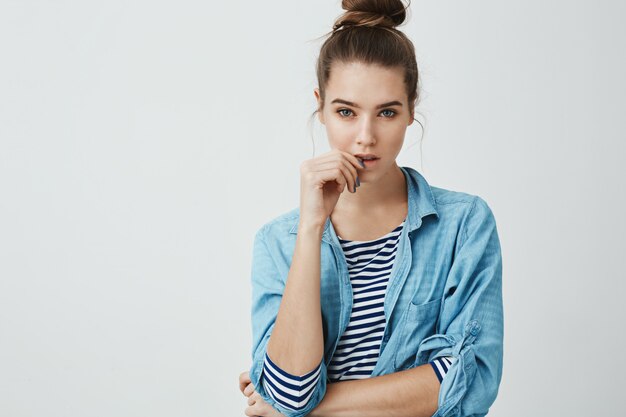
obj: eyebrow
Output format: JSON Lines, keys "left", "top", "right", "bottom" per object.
{"left": 330, "top": 98, "right": 403, "bottom": 109}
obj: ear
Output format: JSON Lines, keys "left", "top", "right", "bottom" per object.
{"left": 407, "top": 98, "right": 417, "bottom": 126}
{"left": 314, "top": 88, "right": 325, "bottom": 125}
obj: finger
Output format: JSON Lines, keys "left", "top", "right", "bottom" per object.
{"left": 318, "top": 149, "right": 363, "bottom": 172}
{"left": 337, "top": 152, "right": 361, "bottom": 190}
{"left": 239, "top": 371, "right": 251, "bottom": 394}
{"left": 309, "top": 149, "right": 342, "bottom": 165}
{"left": 244, "top": 393, "right": 262, "bottom": 416}
{"left": 305, "top": 164, "right": 348, "bottom": 193}
{"left": 310, "top": 161, "right": 356, "bottom": 193}
{"left": 312, "top": 149, "right": 364, "bottom": 173}
{"left": 332, "top": 150, "right": 361, "bottom": 191}
{"left": 323, "top": 166, "right": 354, "bottom": 194}
{"left": 244, "top": 382, "right": 256, "bottom": 397}
{"left": 310, "top": 150, "right": 361, "bottom": 186}
{"left": 340, "top": 150, "right": 367, "bottom": 171}
{"left": 308, "top": 149, "right": 360, "bottom": 192}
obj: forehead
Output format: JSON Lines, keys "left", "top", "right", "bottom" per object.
{"left": 326, "top": 61, "right": 406, "bottom": 103}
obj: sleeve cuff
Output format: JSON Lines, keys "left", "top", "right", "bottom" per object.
{"left": 429, "top": 356, "right": 456, "bottom": 383}
{"left": 261, "top": 352, "right": 323, "bottom": 412}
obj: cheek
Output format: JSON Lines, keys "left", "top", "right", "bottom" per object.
{"left": 325, "top": 120, "right": 353, "bottom": 143}
{"left": 392, "top": 123, "right": 409, "bottom": 138}
{"left": 325, "top": 116, "right": 344, "bottom": 130}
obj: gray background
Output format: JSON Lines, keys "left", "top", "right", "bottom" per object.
{"left": 1, "top": 1, "right": 624, "bottom": 415}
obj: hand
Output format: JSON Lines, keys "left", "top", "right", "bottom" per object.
{"left": 239, "top": 370, "right": 254, "bottom": 397}
{"left": 239, "top": 371, "right": 287, "bottom": 417}
{"left": 299, "top": 150, "right": 364, "bottom": 229}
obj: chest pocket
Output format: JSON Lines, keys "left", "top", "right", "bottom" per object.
{"left": 393, "top": 297, "right": 442, "bottom": 370}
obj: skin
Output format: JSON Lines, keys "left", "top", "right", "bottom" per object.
{"left": 239, "top": 61, "right": 440, "bottom": 417}
{"left": 316, "top": 61, "right": 415, "bottom": 241}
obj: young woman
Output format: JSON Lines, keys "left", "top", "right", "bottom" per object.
{"left": 239, "top": 1, "right": 503, "bottom": 416}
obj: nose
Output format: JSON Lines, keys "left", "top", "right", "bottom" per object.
{"left": 356, "top": 115, "right": 376, "bottom": 146}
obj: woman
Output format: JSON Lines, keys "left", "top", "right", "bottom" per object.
{"left": 239, "top": 1, "right": 503, "bottom": 416}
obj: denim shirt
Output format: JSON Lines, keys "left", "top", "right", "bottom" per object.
{"left": 249, "top": 166, "right": 504, "bottom": 417}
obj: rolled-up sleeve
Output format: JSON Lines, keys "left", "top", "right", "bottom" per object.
{"left": 415, "top": 196, "right": 504, "bottom": 417}
{"left": 248, "top": 226, "right": 328, "bottom": 417}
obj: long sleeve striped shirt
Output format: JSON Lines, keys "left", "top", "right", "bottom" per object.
{"left": 261, "top": 217, "right": 455, "bottom": 412}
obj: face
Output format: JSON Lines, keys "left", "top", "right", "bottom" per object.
{"left": 314, "top": 61, "right": 414, "bottom": 181}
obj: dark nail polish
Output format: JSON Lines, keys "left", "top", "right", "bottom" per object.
{"left": 359, "top": 159, "right": 365, "bottom": 168}
{"left": 356, "top": 177, "right": 360, "bottom": 187}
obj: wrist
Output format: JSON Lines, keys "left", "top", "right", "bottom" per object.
{"left": 297, "top": 220, "right": 326, "bottom": 237}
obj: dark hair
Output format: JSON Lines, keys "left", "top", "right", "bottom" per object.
{"left": 308, "top": 0, "right": 425, "bottom": 159}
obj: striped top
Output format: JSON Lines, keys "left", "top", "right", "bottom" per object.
{"left": 261, "top": 217, "right": 455, "bottom": 412}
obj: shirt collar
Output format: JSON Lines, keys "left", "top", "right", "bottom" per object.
{"left": 289, "top": 165, "right": 439, "bottom": 245}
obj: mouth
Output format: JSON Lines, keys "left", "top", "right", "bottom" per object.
{"left": 355, "top": 154, "right": 380, "bottom": 167}
{"left": 360, "top": 158, "right": 379, "bottom": 168}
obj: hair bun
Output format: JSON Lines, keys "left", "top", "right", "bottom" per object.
{"left": 333, "top": 0, "right": 408, "bottom": 31}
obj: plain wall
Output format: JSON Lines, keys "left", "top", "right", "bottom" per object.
{"left": 1, "top": 1, "right": 624, "bottom": 415}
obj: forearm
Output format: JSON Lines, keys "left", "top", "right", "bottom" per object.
{"left": 308, "top": 363, "right": 440, "bottom": 417}
{"left": 266, "top": 222, "right": 325, "bottom": 375}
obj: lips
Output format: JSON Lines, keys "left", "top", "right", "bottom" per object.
{"left": 361, "top": 158, "right": 379, "bottom": 167}
{"left": 354, "top": 153, "right": 380, "bottom": 161}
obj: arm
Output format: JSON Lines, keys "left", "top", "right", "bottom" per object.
{"left": 249, "top": 223, "right": 329, "bottom": 417}
{"left": 414, "top": 196, "right": 504, "bottom": 417}
{"left": 262, "top": 351, "right": 323, "bottom": 411}
{"left": 309, "top": 358, "right": 454, "bottom": 417}
{"left": 314, "top": 197, "right": 502, "bottom": 417}
{"left": 266, "top": 223, "right": 325, "bottom": 375}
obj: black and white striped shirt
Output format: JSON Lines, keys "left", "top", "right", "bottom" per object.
{"left": 261, "top": 217, "right": 454, "bottom": 412}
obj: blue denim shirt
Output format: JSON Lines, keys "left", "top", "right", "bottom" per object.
{"left": 249, "top": 166, "right": 504, "bottom": 417}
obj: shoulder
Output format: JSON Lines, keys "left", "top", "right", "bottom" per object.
{"left": 428, "top": 185, "right": 498, "bottom": 246}
{"left": 431, "top": 186, "right": 494, "bottom": 216}
{"left": 426, "top": 183, "right": 498, "bottom": 237}
{"left": 423, "top": 185, "right": 500, "bottom": 260}
{"left": 253, "top": 207, "right": 301, "bottom": 241}
{"left": 403, "top": 166, "right": 496, "bottom": 221}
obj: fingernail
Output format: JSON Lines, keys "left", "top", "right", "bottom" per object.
{"left": 356, "top": 176, "right": 360, "bottom": 187}
{"left": 358, "top": 159, "right": 365, "bottom": 168}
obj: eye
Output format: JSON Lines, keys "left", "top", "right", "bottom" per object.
{"left": 337, "top": 108, "right": 353, "bottom": 118}
{"left": 336, "top": 108, "right": 397, "bottom": 118}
